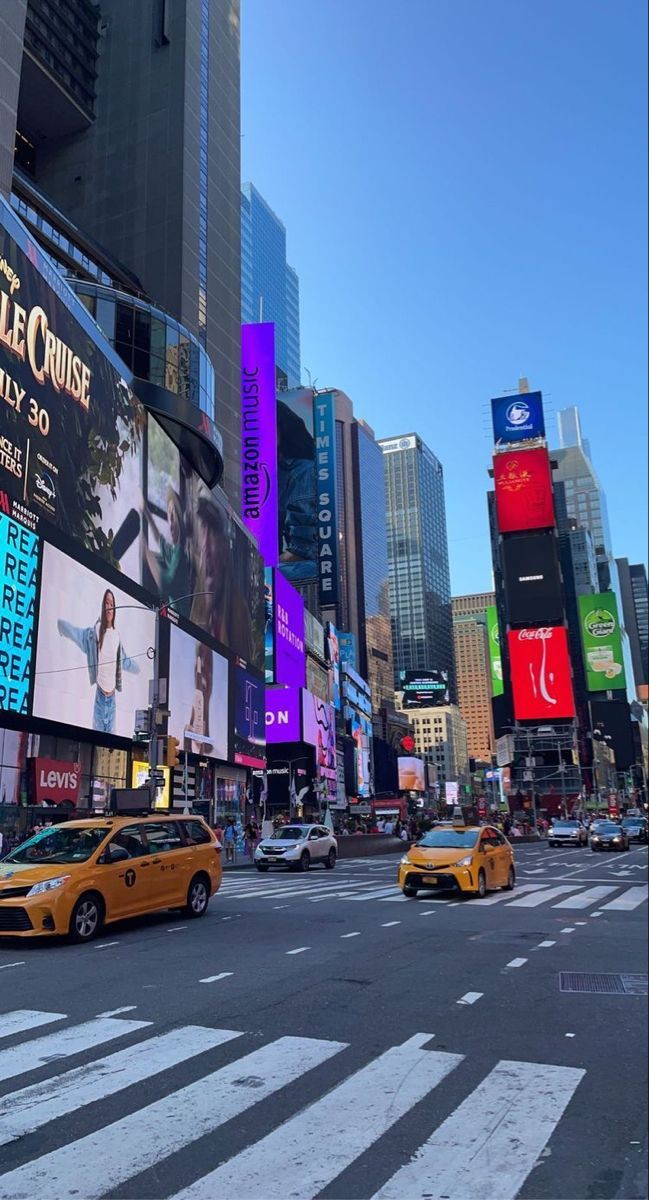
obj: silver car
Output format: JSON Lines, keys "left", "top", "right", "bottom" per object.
{"left": 254, "top": 824, "right": 337, "bottom": 872}
{"left": 547, "top": 820, "right": 588, "bottom": 848}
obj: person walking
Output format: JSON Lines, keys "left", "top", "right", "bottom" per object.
{"left": 223, "top": 818, "right": 236, "bottom": 864}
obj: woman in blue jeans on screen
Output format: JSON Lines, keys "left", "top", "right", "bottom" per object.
{"left": 57, "top": 589, "right": 140, "bottom": 734}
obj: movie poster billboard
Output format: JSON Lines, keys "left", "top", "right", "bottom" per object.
{"left": 0, "top": 202, "right": 264, "bottom": 673}
{"left": 578, "top": 592, "right": 627, "bottom": 693}
{"left": 241, "top": 323, "right": 279, "bottom": 567}
{"left": 0, "top": 510, "right": 38, "bottom": 716}
{"left": 486, "top": 605, "right": 504, "bottom": 697}
{"left": 277, "top": 387, "right": 317, "bottom": 583}
{"left": 508, "top": 626, "right": 575, "bottom": 721}
{"left": 491, "top": 392, "right": 545, "bottom": 446}
{"left": 167, "top": 623, "right": 228, "bottom": 759}
{"left": 493, "top": 447, "right": 555, "bottom": 533}
{"left": 32, "top": 542, "right": 155, "bottom": 740}
{"left": 233, "top": 660, "right": 265, "bottom": 768}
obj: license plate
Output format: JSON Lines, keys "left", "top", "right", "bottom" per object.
{"left": 422, "top": 875, "right": 438, "bottom": 884}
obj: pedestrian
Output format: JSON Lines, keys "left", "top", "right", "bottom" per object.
{"left": 224, "top": 818, "right": 236, "bottom": 863}
{"left": 399, "top": 826, "right": 409, "bottom": 842}
{"left": 213, "top": 820, "right": 224, "bottom": 847}
{"left": 244, "top": 821, "right": 256, "bottom": 859}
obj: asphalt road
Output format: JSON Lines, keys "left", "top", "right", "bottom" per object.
{"left": 0, "top": 842, "right": 647, "bottom": 1200}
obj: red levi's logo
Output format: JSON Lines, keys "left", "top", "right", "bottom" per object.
{"left": 33, "top": 757, "right": 81, "bottom": 806}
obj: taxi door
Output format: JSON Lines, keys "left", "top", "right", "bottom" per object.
{"left": 98, "top": 825, "right": 155, "bottom": 920}
{"left": 143, "top": 821, "right": 190, "bottom": 907}
{"left": 479, "top": 829, "right": 503, "bottom": 889}
{"left": 492, "top": 829, "right": 512, "bottom": 884}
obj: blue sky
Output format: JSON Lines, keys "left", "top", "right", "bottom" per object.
{"left": 241, "top": 0, "right": 648, "bottom": 595}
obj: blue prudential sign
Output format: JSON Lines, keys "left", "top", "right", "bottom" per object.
{"left": 491, "top": 392, "right": 545, "bottom": 446}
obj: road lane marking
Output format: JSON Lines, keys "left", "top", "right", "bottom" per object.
{"left": 507, "top": 885, "right": 582, "bottom": 907}
{"left": 553, "top": 886, "right": 618, "bottom": 909}
{"left": 600, "top": 886, "right": 648, "bottom": 911}
{"left": 95, "top": 1006, "right": 138, "bottom": 1017}
{"left": 286, "top": 947, "right": 310, "bottom": 955}
{"left": 472, "top": 884, "right": 547, "bottom": 906}
{"left": 561, "top": 927, "right": 576, "bottom": 933}
{"left": 506, "top": 958, "right": 528, "bottom": 968}
{"left": 94, "top": 942, "right": 119, "bottom": 950}
{"left": 420, "top": 910, "right": 437, "bottom": 916}
{"left": 0, "top": 1026, "right": 241, "bottom": 1148}
{"left": 167, "top": 926, "right": 187, "bottom": 932}
{"left": 0, "top": 962, "right": 25, "bottom": 971}
{"left": 341, "top": 932, "right": 361, "bottom": 938}
{"left": 458, "top": 992, "right": 483, "bottom": 1005}
{"left": 172, "top": 1037, "right": 463, "bottom": 1200}
{"left": 371, "top": 1059, "right": 585, "bottom": 1200}
{"left": 537, "top": 941, "right": 556, "bottom": 948}
{"left": 0, "top": 1011, "right": 66, "bottom": 1041}
{"left": 199, "top": 973, "right": 234, "bottom": 984}
{"left": 381, "top": 921, "right": 401, "bottom": 927}
{"left": 0, "top": 1017, "right": 151, "bottom": 1083}
{"left": 0, "top": 1036, "right": 347, "bottom": 1200}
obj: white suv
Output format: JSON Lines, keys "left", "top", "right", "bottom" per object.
{"left": 254, "top": 824, "right": 337, "bottom": 872}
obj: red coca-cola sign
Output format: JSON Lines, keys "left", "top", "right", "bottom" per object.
{"left": 400, "top": 735, "right": 416, "bottom": 753}
{"left": 508, "top": 627, "right": 575, "bottom": 721}
{"left": 33, "top": 758, "right": 81, "bottom": 807}
{"left": 494, "top": 447, "right": 555, "bottom": 533}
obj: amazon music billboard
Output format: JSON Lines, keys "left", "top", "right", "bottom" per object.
{"left": 241, "top": 323, "right": 279, "bottom": 566}
{"left": 508, "top": 626, "right": 575, "bottom": 722}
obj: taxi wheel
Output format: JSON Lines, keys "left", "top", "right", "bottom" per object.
{"left": 504, "top": 866, "right": 516, "bottom": 891}
{"left": 402, "top": 886, "right": 419, "bottom": 898}
{"left": 475, "top": 870, "right": 487, "bottom": 899}
{"left": 69, "top": 893, "right": 104, "bottom": 943}
{"left": 325, "top": 849, "right": 336, "bottom": 869}
{"left": 185, "top": 874, "right": 210, "bottom": 918}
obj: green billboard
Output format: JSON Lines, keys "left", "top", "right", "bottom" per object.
{"left": 578, "top": 592, "right": 626, "bottom": 693}
{"left": 486, "top": 605, "right": 504, "bottom": 697}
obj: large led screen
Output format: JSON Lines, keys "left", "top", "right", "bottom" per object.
{"left": 314, "top": 390, "right": 339, "bottom": 605}
{"left": 398, "top": 757, "right": 425, "bottom": 791}
{"left": 277, "top": 388, "right": 317, "bottom": 583}
{"left": 578, "top": 592, "right": 627, "bottom": 693}
{"left": 493, "top": 447, "right": 554, "bottom": 533}
{"left": 265, "top": 686, "right": 301, "bottom": 744}
{"left": 491, "top": 392, "right": 545, "bottom": 446}
{"left": 273, "top": 569, "right": 305, "bottom": 688}
{"left": 326, "top": 622, "right": 341, "bottom": 710}
{"left": 241, "top": 323, "right": 279, "bottom": 567}
{"left": 233, "top": 660, "right": 265, "bottom": 768}
{"left": 168, "top": 623, "right": 228, "bottom": 759}
{"left": 33, "top": 542, "right": 155, "bottom": 739}
{"left": 400, "top": 669, "right": 449, "bottom": 709}
{"left": 301, "top": 691, "right": 336, "bottom": 781}
{"left": 0, "top": 511, "right": 38, "bottom": 716}
{"left": 502, "top": 532, "right": 563, "bottom": 626}
{"left": 486, "top": 605, "right": 504, "bottom": 697}
{"left": 508, "top": 627, "right": 575, "bottom": 721}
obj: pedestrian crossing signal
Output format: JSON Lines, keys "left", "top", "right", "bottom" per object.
{"left": 165, "top": 736, "right": 181, "bottom": 767}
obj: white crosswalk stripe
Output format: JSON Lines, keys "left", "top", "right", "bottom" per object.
{"left": 552, "top": 886, "right": 618, "bottom": 909}
{"left": 0, "top": 1012, "right": 587, "bottom": 1200}
{"left": 0, "top": 1010, "right": 66, "bottom": 1041}
{"left": 599, "top": 885, "right": 649, "bottom": 911}
{"left": 0, "top": 1016, "right": 151, "bottom": 1083}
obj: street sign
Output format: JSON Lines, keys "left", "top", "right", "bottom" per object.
{"left": 160, "top": 604, "right": 180, "bottom": 624}
{"left": 134, "top": 708, "right": 150, "bottom": 734}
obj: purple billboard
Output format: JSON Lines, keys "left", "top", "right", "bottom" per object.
{"left": 265, "top": 686, "right": 301, "bottom": 744}
{"left": 241, "top": 323, "right": 279, "bottom": 567}
{"left": 274, "top": 569, "right": 306, "bottom": 688}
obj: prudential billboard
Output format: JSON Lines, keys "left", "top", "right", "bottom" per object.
{"left": 491, "top": 392, "right": 545, "bottom": 446}
{"left": 578, "top": 593, "right": 627, "bottom": 693}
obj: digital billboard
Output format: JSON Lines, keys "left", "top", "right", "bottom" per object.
{"left": 277, "top": 387, "right": 317, "bottom": 583}
{"left": 508, "top": 626, "right": 575, "bottom": 721}
{"left": 302, "top": 690, "right": 337, "bottom": 791}
{"left": 502, "top": 532, "right": 563, "bottom": 626}
{"left": 273, "top": 569, "right": 305, "bottom": 688}
{"left": 326, "top": 622, "right": 341, "bottom": 709}
{"left": 590, "top": 698, "right": 635, "bottom": 770}
{"left": 398, "top": 757, "right": 425, "bottom": 791}
{"left": 265, "top": 686, "right": 301, "bottom": 744}
{"left": 350, "top": 709, "right": 372, "bottom": 798}
{"left": 314, "top": 391, "right": 339, "bottom": 605}
{"left": 0, "top": 209, "right": 264, "bottom": 672}
{"left": 491, "top": 392, "right": 545, "bottom": 446}
{"left": 339, "top": 632, "right": 357, "bottom": 670}
{"left": 493, "top": 447, "right": 554, "bottom": 533}
{"left": 400, "top": 669, "right": 449, "bottom": 708}
{"left": 167, "top": 623, "right": 228, "bottom": 759}
{"left": 578, "top": 593, "right": 627, "bottom": 693}
{"left": 264, "top": 567, "right": 274, "bottom": 683}
{"left": 241, "top": 323, "right": 279, "bottom": 567}
{"left": 33, "top": 542, "right": 155, "bottom": 740}
{"left": 0, "top": 510, "right": 38, "bottom": 716}
{"left": 486, "top": 605, "right": 504, "bottom": 697}
{"left": 233, "top": 660, "right": 265, "bottom": 768}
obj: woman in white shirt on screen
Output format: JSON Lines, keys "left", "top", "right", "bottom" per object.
{"left": 57, "top": 589, "right": 140, "bottom": 735}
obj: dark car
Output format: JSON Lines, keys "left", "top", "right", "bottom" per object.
{"left": 621, "top": 817, "right": 648, "bottom": 844}
{"left": 590, "top": 822, "right": 629, "bottom": 852}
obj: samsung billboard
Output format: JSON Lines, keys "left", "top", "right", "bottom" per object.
{"left": 502, "top": 532, "right": 563, "bottom": 626}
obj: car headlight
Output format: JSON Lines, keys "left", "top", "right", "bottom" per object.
{"left": 613, "top": 837, "right": 621, "bottom": 843}
{"left": 592, "top": 837, "right": 600, "bottom": 843}
{"left": 456, "top": 855, "right": 473, "bottom": 867}
{"left": 27, "top": 875, "right": 71, "bottom": 897}
{"left": 400, "top": 855, "right": 411, "bottom": 865}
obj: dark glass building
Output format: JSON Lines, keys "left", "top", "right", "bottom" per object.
{"left": 617, "top": 559, "right": 649, "bottom": 695}
{"left": 380, "top": 434, "right": 455, "bottom": 701}
{"left": 241, "top": 183, "right": 301, "bottom": 388}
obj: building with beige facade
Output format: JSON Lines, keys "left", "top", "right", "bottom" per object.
{"left": 452, "top": 593, "right": 495, "bottom": 764}
{"left": 396, "top": 697, "right": 469, "bottom": 793}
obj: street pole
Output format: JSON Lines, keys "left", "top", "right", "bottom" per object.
{"left": 147, "top": 603, "right": 161, "bottom": 809}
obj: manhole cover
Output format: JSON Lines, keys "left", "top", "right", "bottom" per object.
{"left": 559, "top": 972, "right": 648, "bottom": 996}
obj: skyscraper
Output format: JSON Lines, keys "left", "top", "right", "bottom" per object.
{"left": 241, "top": 182, "right": 301, "bottom": 387}
{"left": 380, "top": 434, "right": 455, "bottom": 699}
{"left": 452, "top": 593, "right": 495, "bottom": 763}
{"left": 1, "top": 0, "right": 242, "bottom": 504}
{"left": 617, "top": 559, "right": 649, "bottom": 697}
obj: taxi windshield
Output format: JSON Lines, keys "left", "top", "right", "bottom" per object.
{"left": 4, "top": 826, "right": 109, "bottom": 865}
{"left": 417, "top": 830, "right": 479, "bottom": 850}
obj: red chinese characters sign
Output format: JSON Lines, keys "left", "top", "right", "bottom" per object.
{"left": 508, "top": 627, "right": 575, "bottom": 721}
{"left": 494, "top": 447, "right": 554, "bottom": 533}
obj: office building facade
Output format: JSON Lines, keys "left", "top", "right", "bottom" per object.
{"left": 1, "top": 0, "right": 242, "bottom": 504}
{"left": 380, "top": 433, "right": 454, "bottom": 700}
{"left": 396, "top": 699, "right": 469, "bottom": 792}
{"left": 241, "top": 182, "right": 301, "bottom": 388}
{"left": 452, "top": 593, "right": 495, "bottom": 763}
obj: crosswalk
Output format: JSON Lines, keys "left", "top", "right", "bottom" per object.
{"left": 217, "top": 872, "right": 649, "bottom": 913}
{"left": 0, "top": 1009, "right": 585, "bottom": 1200}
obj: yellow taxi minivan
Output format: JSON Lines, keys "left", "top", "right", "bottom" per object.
{"left": 0, "top": 814, "right": 222, "bottom": 942}
{"left": 398, "top": 824, "right": 516, "bottom": 899}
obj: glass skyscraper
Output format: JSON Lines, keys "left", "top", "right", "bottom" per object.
{"left": 241, "top": 182, "right": 301, "bottom": 387}
{"left": 380, "top": 434, "right": 455, "bottom": 699}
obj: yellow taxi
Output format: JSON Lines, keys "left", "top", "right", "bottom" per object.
{"left": 398, "top": 823, "right": 516, "bottom": 899}
{"left": 0, "top": 814, "right": 222, "bottom": 942}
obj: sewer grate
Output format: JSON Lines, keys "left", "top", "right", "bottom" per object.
{"left": 560, "top": 972, "right": 648, "bottom": 996}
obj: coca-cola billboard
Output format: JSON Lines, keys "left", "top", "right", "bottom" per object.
{"left": 32, "top": 757, "right": 81, "bottom": 806}
{"left": 508, "top": 627, "right": 575, "bottom": 721}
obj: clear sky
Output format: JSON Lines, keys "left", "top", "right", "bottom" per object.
{"left": 241, "top": 0, "right": 648, "bottom": 595}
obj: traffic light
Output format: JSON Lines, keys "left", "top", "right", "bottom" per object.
{"left": 165, "top": 736, "right": 180, "bottom": 767}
